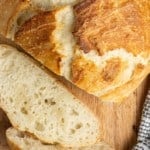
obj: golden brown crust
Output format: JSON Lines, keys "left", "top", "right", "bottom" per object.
{"left": 100, "top": 65, "right": 150, "bottom": 102}
{"left": 70, "top": 0, "right": 150, "bottom": 101}
{"left": 71, "top": 56, "right": 100, "bottom": 91}
{"left": 73, "top": 0, "right": 150, "bottom": 56}
{"left": 71, "top": 52, "right": 150, "bottom": 101}
{"left": 15, "top": 11, "right": 62, "bottom": 74}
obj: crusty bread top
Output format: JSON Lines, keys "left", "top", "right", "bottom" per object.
{"left": 72, "top": 0, "right": 150, "bottom": 95}
{"left": 14, "top": 1, "right": 150, "bottom": 102}
{"left": 74, "top": 0, "right": 150, "bottom": 56}
{"left": 15, "top": 6, "right": 75, "bottom": 77}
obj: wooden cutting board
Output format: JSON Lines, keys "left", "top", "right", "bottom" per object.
{"left": 60, "top": 76, "right": 149, "bottom": 150}
{"left": 0, "top": 36, "right": 149, "bottom": 150}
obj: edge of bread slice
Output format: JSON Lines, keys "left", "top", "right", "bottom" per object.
{"left": 0, "top": 44, "right": 100, "bottom": 147}
{"left": 6, "top": 127, "right": 113, "bottom": 150}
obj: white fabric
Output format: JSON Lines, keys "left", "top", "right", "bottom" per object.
{"left": 133, "top": 87, "right": 150, "bottom": 150}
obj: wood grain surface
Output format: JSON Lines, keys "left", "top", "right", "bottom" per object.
{"left": 60, "top": 76, "right": 149, "bottom": 150}
{"left": 0, "top": 36, "right": 149, "bottom": 150}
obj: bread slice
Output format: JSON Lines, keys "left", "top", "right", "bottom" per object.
{"left": 6, "top": 128, "right": 113, "bottom": 150}
{"left": 0, "top": 44, "right": 100, "bottom": 147}
{"left": 0, "top": 1, "right": 149, "bottom": 102}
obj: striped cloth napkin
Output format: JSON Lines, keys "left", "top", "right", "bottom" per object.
{"left": 133, "top": 88, "right": 150, "bottom": 150}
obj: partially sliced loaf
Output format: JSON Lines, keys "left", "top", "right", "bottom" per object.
{"left": 6, "top": 128, "right": 113, "bottom": 150}
{"left": 0, "top": 44, "right": 100, "bottom": 147}
{"left": 12, "top": 2, "right": 150, "bottom": 102}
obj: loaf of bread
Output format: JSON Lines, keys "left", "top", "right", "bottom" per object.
{"left": 0, "top": 0, "right": 149, "bottom": 102}
{"left": 0, "top": 44, "right": 100, "bottom": 147}
{"left": 6, "top": 128, "right": 113, "bottom": 150}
